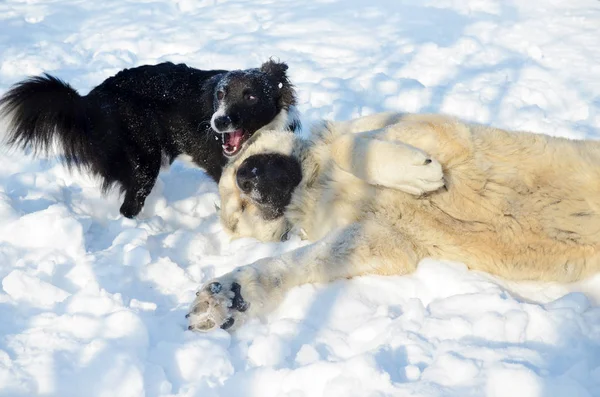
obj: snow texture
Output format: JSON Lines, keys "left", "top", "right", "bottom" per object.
{"left": 1, "top": 0, "right": 600, "bottom": 396}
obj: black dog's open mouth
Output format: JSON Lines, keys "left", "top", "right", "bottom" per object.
{"left": 221, "top": 129, "right": 248, "bottom": 157}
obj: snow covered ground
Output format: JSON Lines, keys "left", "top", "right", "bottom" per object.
{"left": 1, "top": 0, "right": 600, "bottom": 396}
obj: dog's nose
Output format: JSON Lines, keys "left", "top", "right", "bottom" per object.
{"left": 236, "top": 162, "right": 260, "bottom": 194}
{"left": 214, "top": 115, "right": 232, "bottom": 131}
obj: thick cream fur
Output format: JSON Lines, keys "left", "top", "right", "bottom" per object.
{"left": 188, "top": 113, "right": 600, "bottom": 331}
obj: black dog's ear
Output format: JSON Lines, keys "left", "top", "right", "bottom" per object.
{"left": 260, "top": 59, "right": 297, "bottom": 109}
{"left": 260, "top": 60, "right": 289, "bottom": 81}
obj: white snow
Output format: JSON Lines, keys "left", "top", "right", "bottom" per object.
{"left": 1, "top": 0, "right": 600, "bottom": 396}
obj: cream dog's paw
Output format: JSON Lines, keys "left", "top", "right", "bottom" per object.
{"left": 186, "top": 278, "right": 249, "bottom": 332}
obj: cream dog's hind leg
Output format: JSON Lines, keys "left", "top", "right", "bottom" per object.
{"left": 187, "top": 219, "right": 419, "bottom": 331}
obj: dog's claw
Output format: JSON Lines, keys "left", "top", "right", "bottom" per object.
{"left": 221, "top": 317, "right": 235, "bottom": 330}
{"left": 231, "top": 282, "right": 249, "bottom": 312}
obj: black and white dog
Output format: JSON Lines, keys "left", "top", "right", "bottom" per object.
{"left": 0, "top": 60, "right": 300, "bottom": 218}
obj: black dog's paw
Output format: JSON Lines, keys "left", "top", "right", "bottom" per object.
{"left": 119, "top": 200, "right": 142, "bottom": 218}
{"left": 187, "top": 280, "right": 249, "bottom": 332}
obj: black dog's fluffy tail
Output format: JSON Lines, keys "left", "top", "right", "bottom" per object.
{"left": 0, "top": 74, "right": 93, "bottom": 169}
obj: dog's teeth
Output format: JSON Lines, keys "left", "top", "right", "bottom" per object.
{"left": 233, "top": 146, "right": 237, "bottom": 152}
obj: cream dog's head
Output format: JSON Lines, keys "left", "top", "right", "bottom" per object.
{"left": 218, "top": 130, "right": 304, "bottom": 242}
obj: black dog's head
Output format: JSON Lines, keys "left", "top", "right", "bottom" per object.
{"left": 211, "top": 60, "right": 298, "bottom": 158}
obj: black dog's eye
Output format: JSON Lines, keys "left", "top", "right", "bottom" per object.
{"left": 244, "top": 93, "right": 257, "bottom": 103}
{"left": 217, "top": 91, "right": 225, "bottom": 101}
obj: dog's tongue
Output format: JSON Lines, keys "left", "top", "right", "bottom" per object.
{"left": 228, "top": 130, "right": 244, "bottom": 147}
{"left": 222, "top": 129, "right": 245, "bottom": 155}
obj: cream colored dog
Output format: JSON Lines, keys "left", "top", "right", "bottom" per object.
{"left": 187, "top": 112, "right": 600, "bottom": 332}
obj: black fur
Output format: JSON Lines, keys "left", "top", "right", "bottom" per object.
{"left": 0, "top": 61, "right": 299, "bottom": 218}
{"left": 236, "top": 153, "right": 302, "bottom": 220}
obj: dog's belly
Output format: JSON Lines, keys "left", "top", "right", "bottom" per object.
{"left": 391, "top": 187, "right": 600, "bottom": 282}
